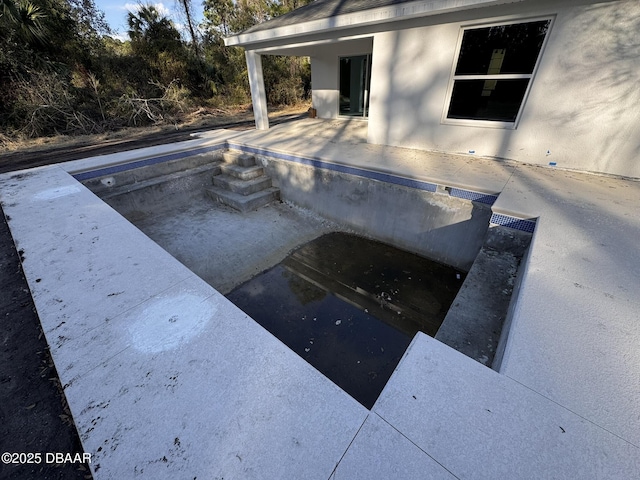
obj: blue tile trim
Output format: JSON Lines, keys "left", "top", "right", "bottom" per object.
{"left": 72, "top": 140, "right": 543, "bottom": 236}
{"left": 490, "top": 213, "right": 536, "bottom": 233}
{"left": 449, "top": 187, "right": 498, "bottom": 205}
{"left": 227, "top": 143, "right": 438, "bottom": 193}
{"left": 75, "top": 141, "right": 506, "bottom": 210}
{"left": 73, "top": 143, "right": 227, "bottom": 181}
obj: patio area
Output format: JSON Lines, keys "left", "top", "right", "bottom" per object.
{"left": 1, "top": 118, "right": 638, "bottom": 478}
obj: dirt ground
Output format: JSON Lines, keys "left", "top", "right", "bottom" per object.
{"left": 0, "top": 107, "right": 305, "bottom": 480}
{"left": 0, "top": 105, "right": 308, "bottom": 174}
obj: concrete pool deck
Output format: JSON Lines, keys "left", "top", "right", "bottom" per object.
{"left": 1, "top": 119, "right": 639, "bottom": 478}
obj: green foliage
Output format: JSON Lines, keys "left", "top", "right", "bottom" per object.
{"left": 1, "top": 0, "right": 48, "bottom": 44}
{"left": 202, "top": 0, "right": 234, "bottom": 37}
{"left": 1, "top": 0, "right": 313, "bottom": 140}
{"left": 263, "top": 55, "right": 311, "bottom": 105}
{"left": 128, "top": 4, "right": 183, "bottom": 57}
{"left": 202, "top": 0, "right": 314, "bottom": 106}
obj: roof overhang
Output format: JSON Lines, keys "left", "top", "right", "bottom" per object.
{"left": 225, "top": 0, "right": 526, "bottom": 48}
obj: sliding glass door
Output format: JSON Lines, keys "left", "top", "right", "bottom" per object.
{"left": 339, "top": 54, "right": 371, "bottom": 118}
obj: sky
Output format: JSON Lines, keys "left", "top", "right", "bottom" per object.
{"left": 94, "top": 0, "right": 206, "bottom": 40}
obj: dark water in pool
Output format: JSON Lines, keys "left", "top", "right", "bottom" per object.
{"left": 226, "top": 232, "right": 465, "bottom": 409}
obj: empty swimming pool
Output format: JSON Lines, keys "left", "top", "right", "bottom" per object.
{"left": 80, "top": 145, "right": 531, "bottom": 387}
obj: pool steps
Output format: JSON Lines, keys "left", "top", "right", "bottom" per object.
{"left": 207, "top": 150, "right": 280, "bottom": 212}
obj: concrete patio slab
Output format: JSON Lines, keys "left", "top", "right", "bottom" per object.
{"left": 501, "top": 271, "right": 640, "bottom": 444}
{"left": 222, "top": 119, "right": 516, "bottom": 193}
{"left": 374, "top": 333, "right": 640, "bottom": 479}
{"left": 496, "top": 167, "right": 640, "bottom": 301}
{"left": 218, "top": 119, "right": 517, "bottom": 194}
{"left": 0, "top": 168, "right": 193, "bottom": 350}
{"left": 493, "top": 166, "right": 640, "bottom": 447}
{"left": 330, "top": 413, "right": 456, "bottom": 480}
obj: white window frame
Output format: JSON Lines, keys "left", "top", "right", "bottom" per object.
{"left": 441, "top": 16, "right": 555, "bottom": 129}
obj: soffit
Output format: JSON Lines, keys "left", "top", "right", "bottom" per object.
{"left": 225, "top": 0, "right": 527, "bottom": 48}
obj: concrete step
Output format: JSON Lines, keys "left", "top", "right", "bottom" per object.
{"left": 435, "top": 225, "right": 531, "bottom": 368}
{"left": 221, "top": 151, "right": 256, "bottom": 167}
{"left": 220, "top": 163, "right": 264, "bottom": 181}
{"left": 83, "top": 158, "right": 222, "bottom": 196}
{"left": 213, "top": 174, "right": 272, "bottom": 196}
{"left": 206, "top": 186, "right": 280, "bottom": 212}
{"left": 97, "top": 163, "right": 222, "bottom": 200}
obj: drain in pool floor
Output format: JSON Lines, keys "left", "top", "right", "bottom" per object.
{"left": 226, "top": 232, "right": 465, "bottom": 409}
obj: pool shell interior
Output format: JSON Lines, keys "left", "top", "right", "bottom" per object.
{"left": 81, "top": 148, "right": 531, "bottom": 379}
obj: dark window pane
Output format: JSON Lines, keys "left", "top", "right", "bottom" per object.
{"left": 447, "top": 79, "right": 530, "bottom": 122}
{"left": 455, "top": 20, "right": 550, "bottom": 75}
{"left": 339, "top": 58, "right": 352, "bottom": 115}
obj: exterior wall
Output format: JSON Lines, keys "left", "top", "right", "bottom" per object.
{"left": 309, "top": 38, "right": 373, "bottom": 119}
{"left": 367, "top": 0, "right": 640, "bottom": 178}
{"left": 311, "top": 54, "right": 339, "bottom": 118}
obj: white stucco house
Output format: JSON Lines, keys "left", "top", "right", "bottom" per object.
{"left": 226, "top": 0, "right": 640, "bottom": 179}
